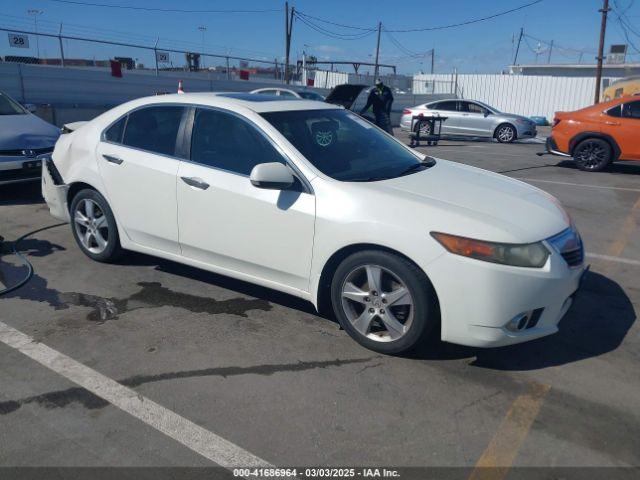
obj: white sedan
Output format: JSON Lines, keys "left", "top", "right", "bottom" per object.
{"left": 42, "top": 92, "right": 585, "bottom": 354}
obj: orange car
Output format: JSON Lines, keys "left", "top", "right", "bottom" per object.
{"left": 546, "top": 96, "right": 640, "bottom": 171}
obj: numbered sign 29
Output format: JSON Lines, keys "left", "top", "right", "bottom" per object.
{"left": 156, "top": 51, "right": 170, "bottom": 63}
{"left": 8, "top": 33, "right": 29, "bottom": 49}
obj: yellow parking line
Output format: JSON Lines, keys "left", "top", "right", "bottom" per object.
{"left": 468, "top": 382, "right": 550, "bottom": 480}
{"left": 607, "top": 196, "right": 640, "bottom": 258}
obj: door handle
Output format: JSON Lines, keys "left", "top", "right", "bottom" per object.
{"left": 102, "top": 154, "right": 124, "bottom": 165}
{"left": 604, "top": 121, "right": 620, "bottom": 126}
{"left": 181, "top": 176, "right": 210, "bottom": 190}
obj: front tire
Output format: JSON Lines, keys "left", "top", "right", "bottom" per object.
{"left": 573, "top": 138, "right": 612, "bottom": 172}
{"left": 495, "top": 123, "right": 516, "bottom": 143}
{"left": 330, "top": 250, "right": 438, "bottom": 355}
{"left": 70, "top": 189, "right": 123, "bottom": 262}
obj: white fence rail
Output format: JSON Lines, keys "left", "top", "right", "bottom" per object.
{"left": 412, "top": 73, "right": 620, "bottom": 120}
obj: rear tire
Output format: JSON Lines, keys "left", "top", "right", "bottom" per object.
{"left": 573, "top": 138, "right": 612, "bottom": 172}
{"left": 69, "top": 189, "right": 123, "bottom": 263}
{"left": 330, "top": 250, "right": 438, "bottom": 355}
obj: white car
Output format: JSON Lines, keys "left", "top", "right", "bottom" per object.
{"left": 42, "top": 92, "right": 585, "bottom": 354}
{"left": 250, "top": 87, "right": 325, "bottom": 102}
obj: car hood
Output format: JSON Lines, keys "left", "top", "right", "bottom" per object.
{"left": 498, "top": 112, "right": 534, "bottom": 123}
{"left": 0, "top": 113, "right": 60, "bottom": 150}
{"left": 359, "top": 159, "right": 569, "bottom": 243}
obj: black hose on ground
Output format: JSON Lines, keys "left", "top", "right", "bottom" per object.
{"left": 0, "top": 223, "right": 66, "bottom": 296}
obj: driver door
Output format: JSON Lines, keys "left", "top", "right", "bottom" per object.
{"left": 176, "top": 107, "right": 316, "bottom": 292}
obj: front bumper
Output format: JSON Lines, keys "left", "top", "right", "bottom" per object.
{"left": 0, "top": 156, "right": 46, "bottom": 185}
{"left": 427, "top": 246, "right": 585, "bottom": 348}
{"left": 516, "top": 123, "right": 537, "bottom": 139}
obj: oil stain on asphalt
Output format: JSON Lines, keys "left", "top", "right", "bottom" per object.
{"left": 0, "top": 357, "right": 376, "bottom": 416}
{"left": 5, "top": 269, "right": 272, "bottom": 322}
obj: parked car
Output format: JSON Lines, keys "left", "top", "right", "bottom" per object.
{"left": 400, "top": 99, "right": 538, "bottom": 143}
{"left": 250, "top": 87, "right": 325, "bottom": 101}
{"left": 0, "top": 90, "right": 60, "bottom": 186}
{"left": 545, "top": 96, "right": 640, "bottom": 172}
{"left": 530, "top": 116, "right": 549, "bottom": 126}
{"left": 43, "top": 92, "right": 584, "bottom": 354}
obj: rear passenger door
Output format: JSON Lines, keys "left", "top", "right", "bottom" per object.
{"left": 429, "top": 100, "right": 459, "bottom": 135}
{"left": 96, "top": 105, "right": 187, "bottom": 254}
{"left": 176, "top": 107, "right": 315, "bottom": 292}
{"left": 603, "top": 101, "right": 640, "bottom": 160}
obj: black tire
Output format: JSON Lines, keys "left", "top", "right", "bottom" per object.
{"left": 495, "top": 123, "right": 517, "bottom": 143}
{"left": 413, "top": 119, "right": 431, "bottom": 136}
{"left": 69, "top": 188, "right": 123, "bottom": 262}
{"left": 573, "top": 138, "right": 613, "bottom": 172}
{"left": 330, "top": 250, "right": 438, "bottom": 355}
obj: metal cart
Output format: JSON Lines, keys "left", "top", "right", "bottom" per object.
{"left": 409, "top": 114, "right": 447, "bottom": 147}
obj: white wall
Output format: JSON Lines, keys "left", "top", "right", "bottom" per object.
{"left": 412, "top": 73, "right": 620, "bottom": 120}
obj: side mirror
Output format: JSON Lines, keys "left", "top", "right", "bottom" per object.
{"left": 24, "top": 103, "right": 37, "bottom": 113}
{"left": 250, "top": 162, "right": 295, "bottom": 190}
{"left": 484, "top": 111, "right": 490, "bottom": 117}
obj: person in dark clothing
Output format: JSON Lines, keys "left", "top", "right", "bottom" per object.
{"left": 359, "top": 79, "right": 394, "bottom": 134}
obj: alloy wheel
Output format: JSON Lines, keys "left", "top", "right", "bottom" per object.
{"left": 497, "top": 125, "right": 515, "bottom": 142}
{"left": 73, "top": 198, "right": 109, "bottom": 254}
{"left": 340, "top": 264, "right": 414, "bottom": 342}
{"left": 576, "top": 141, "right": 607, "bottom": 169}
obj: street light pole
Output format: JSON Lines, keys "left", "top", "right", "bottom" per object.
{"left": 27, "top": 9, "right": 43, "bottom": 59}
{"left": 198, "top": 25, "right": 207, "bottom": 69}
{"left": 373, "top": 21, "right": 382, "bottom": 79}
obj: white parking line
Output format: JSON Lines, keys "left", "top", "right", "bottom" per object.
{"left": 514, "top": 178, "right": 640, "bottom": 193}
{"left": 0, "top": 321, "right": 271, "bottom": 471}
{"left": 587, "top": 252, "right": 640, "bottom": 267}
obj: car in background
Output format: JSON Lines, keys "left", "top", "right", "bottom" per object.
{"left": 602, "top": 76, "right": 640, "bottom": 101}
{"left": 250, "top": 87, "right": 325, "bottom": 101}
{"left": 0, "top": 90, "right": 60, "bottom": 186}
{"left": 546, "top": 96, "right": 640, "bottom": 172}
{"left": 42, "top": 92, "right": 584, "bottom": 354}
{"left": 530, "top": 116, "right": 549, "bottom": 126}
{"left": 399, "top": 99, "right": 537, "bottom": 143}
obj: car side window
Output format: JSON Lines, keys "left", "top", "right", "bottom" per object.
{"left": 606, "top": 105, "right": 622, "bottom": 117}
{"left": 279, "top": 90, "right": 297, "bottom": 98}
{"left": 622, "top": 100, "right": 640, "bottom": 119}
{"left": 257, "top": 90, "right": 276, "bottom": 95}
{"left": 466, "top": 103, "right": 488, "bottom": 115}
{"left": 190, "top": 108, "right": 284, "bottom": 176}
{"left": 104, "top": 116, "right": 126, "bottom": 143}
{"left": 122, "top": 106, "right": 186, "bottom": 157}
{"left": 433, "top": 101, "right": 457, "bottom": 111}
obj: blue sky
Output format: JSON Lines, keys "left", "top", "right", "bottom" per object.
{"left": 1, "top": 0, "right": 639, "bottom": 73}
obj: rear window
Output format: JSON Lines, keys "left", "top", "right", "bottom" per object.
{"left": 622, "top": 100, "right": 640, "bottom": 119}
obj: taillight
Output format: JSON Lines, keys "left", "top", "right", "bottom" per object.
{"left": 552, "top": 117, "right": 561, "bottom": 127}
{"left": 403, "top": 109, "right": 412, "bottom": 115}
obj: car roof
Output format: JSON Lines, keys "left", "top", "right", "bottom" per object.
{"left": 122, "top": 92, "right": 338, "bottom": 113}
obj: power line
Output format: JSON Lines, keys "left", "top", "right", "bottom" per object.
{"left": 44, "top": 0, "right": 280, "bottom": 14}
{"left": 385, "top": 0, "right": 545, "bottom": 32}
{"left": 294, "top": 11, "right": 374, "bottom": 32}
{"left": 294, "top": 13, "right": 375, "bottom": 41}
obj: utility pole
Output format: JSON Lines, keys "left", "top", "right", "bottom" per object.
{"left": 27, "top": 9, "right": 43, "bottom": 59}
{"left": 513, "top": 27, "right": 524, "bottom": 65}
{"left": 594, "top": 0, "right": 610, "bottom": 103}
{"left": 58, "top": 23, "right": 65, "bottom": 67}
{"left": 547, "top": 40, "right": 554, "bottom": 64}
{"left": 430, "top": 49, "right": 435, "bottom": 74}
{"left": 284, "top": 2, "right": 294, "bottom": 84}
{"left": 373, "top": 21, "right": 382, "bottom": 79}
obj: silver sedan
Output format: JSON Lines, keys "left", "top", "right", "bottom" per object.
{"left": 400, "top": 99, "right": 537, "bottom": 143}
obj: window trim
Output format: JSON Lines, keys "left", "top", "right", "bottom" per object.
{"left": 182, "top": 104, "right": 314, "bottom": 195}
{"left": 101, "top": 103, "right": 190, "bottom": 160}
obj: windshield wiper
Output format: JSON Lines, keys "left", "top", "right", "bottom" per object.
{"left": 398, "top": 157, "right": 435, "bottom": 177}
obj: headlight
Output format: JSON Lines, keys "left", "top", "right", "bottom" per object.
{"left": 431, "top": 232, "right": 549, "bottom": 268}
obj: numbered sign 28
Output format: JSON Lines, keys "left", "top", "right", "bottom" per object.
{"left": 8, "top": 33, "right": 29, "bottom": 49}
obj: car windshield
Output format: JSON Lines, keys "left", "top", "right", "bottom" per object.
{"left": 298, "top": 91, "right": 325, "bottom": 101}
{"left": 261, "top": 109, "right": 433, "bottom": 182}
{"left": 0, "top": 93, "right": 27, "bottom": 115}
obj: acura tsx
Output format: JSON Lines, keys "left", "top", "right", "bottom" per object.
{"left": 42, "top": 92, "right": 585, "bottom": 354}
